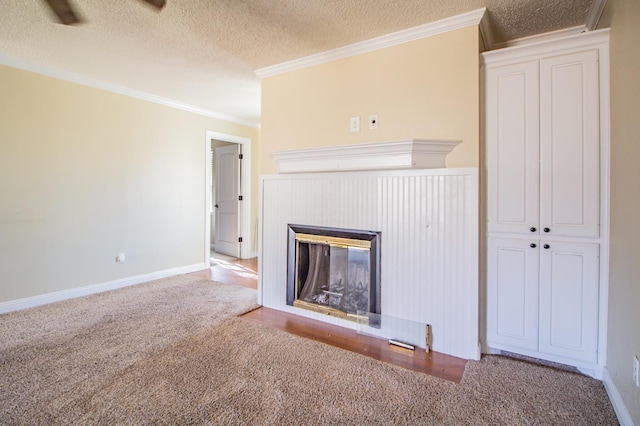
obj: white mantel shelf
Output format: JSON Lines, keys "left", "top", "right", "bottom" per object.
{"left": 271, "top": 139, "right": 461, "bottom": 173}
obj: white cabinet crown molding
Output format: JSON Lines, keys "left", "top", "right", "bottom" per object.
{"left": 481, "top": 28, "right": 609, "bottom": 66}
{"left": 491, "top": 26, "right": 586, "bottom": 51}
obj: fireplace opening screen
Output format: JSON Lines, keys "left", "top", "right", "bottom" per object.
{"left": 287, "top": 225, "right": 380, "bottom": 323}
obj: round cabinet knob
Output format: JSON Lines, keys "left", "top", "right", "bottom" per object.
{"left": 530, "top": 227, "right": 537, "bottom": 232}
{"left": 543, "top": 227, "right": 550, "bottom": 233}
{"left": 543, "top": 244, "right": 550, "bottom": 249}
{"left": 530, "top": 243, "right": 537, "bottom": 248}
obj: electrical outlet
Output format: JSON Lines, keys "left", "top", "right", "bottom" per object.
{"left": 368, "top": 114, "right": 378, "bottom": 130}
{"left": 633, "top": 355, "right": 640, "bottom": 387}
{"left": 116, "top": 253, "right": 125, "bottom": 263}
{"left": 350, "top": 116, "right": 360, "bottom": 132}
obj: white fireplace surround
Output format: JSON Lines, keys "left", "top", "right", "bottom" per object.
{"left": 259, "top": 140, "right": 479, "bottom": 360}
{"left": 271, "top": 139, "right": 461, "bottom": 173}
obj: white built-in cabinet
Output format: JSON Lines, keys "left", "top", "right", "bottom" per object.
{"left": 483, "top": 30, "right": 609, "bottom": 374}
{"left": 487, "top": 238, "right": 600, "bottom": 363}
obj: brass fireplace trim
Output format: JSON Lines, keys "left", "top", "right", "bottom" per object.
{"left": 292, "top": 300, "right": 370, "bottom": 324}
{"left": 295, "top": 233, "right": 371, "bottom": 250}
{"left": 293, "top": 299, "right": 348, "bottom": 318}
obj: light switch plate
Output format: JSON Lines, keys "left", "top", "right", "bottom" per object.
{"left": 350, "top": 116, "right": 360, "bottom": 132}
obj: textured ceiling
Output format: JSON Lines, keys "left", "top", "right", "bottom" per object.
{"left": 0, "top": 0, "right": 596, "bottom": 125}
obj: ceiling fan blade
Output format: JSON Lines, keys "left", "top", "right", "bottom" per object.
{"left": 42, "top": 0, "right": 82, "bottom": 25}
{"left": 139, "top": 0, "right": 166, "bottom": 10}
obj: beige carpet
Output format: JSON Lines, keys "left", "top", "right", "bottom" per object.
{"left": 0, "top": 276, "right": 617, "bottom": 425}
{"left": 0, "top": 274, "right": 258, "bottom": 424}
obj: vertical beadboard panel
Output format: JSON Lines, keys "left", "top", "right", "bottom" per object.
{"left": 259, "top": 178, "right": 288, "bottom": 310}
{"left": 376, "top": 173, "right": 475, "bottom": 357}
{"left": 260, "top": 169, "right": 479, "bottom": 359}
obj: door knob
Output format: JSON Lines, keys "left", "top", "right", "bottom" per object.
{"left": 214, "top": 204, "right": 219, "bottom": 208}
{"left": 530, "top": 227, "right": 536, "bottom": 232}
{"left": 543, "top": 227, "right": 550, "bottom": 233}
{"left": 543, "top": 244, "right": 550, "bottom": 249}
{"left": 530, "top": 243, "right": 537, "bottom": 248}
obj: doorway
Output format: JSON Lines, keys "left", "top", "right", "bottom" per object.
{"left": 205, "top": 131, "right": 252, "bottom": 265}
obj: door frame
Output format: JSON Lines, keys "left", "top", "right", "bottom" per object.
{"left": 205, "top": 130, "right": 252, "bottom": 261}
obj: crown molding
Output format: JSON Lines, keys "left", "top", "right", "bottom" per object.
{"left": 256, "top": 8, "right": 486, "bottom": 79}
{"left": 478, "top": 11, "right": 495, "bottom": 51}
{"left": 0, "top": 55, "right": 260, "bottom": 128}
{"left": 586, "top": 0, "right": 608, "bottom": 31}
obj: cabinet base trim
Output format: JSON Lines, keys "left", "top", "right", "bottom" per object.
{"left": 486, "top": 344, "right": 601, "bottom": 378}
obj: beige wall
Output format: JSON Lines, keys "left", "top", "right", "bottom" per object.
{"left": 0, "top": 64, "right": 259, "bottom": 303}
{"left": 260, "top": 26, "right": 480, "bottom": 174}
{"left": 602, "top": 0, "right": 640, "bottom": 421}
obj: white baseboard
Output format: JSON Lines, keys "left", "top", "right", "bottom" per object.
{"left": 603, "top": 367, "right": 635, "bottom": 426}
{"left": 242, "top": 250, "right": 258, "bottom": 259}
{"left": 0, "top": 263, "right": 207, "bottom": 314}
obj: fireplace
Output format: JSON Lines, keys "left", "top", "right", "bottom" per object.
{"left": 261, "top": 160, "right": 480, "bottom": 360}
{"left": 287, "top": 224, "right": 381, "bottom": 323}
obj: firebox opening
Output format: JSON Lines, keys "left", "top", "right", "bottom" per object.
{"left": 287, "top": 225, "right": 381, "bottom": 325}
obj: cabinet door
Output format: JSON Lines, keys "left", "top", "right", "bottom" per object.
{"left": 540, "top": 50, "right": 600, "bottom": 238}
{"left": 486, "top": 61, "right": 540, "bottom": 235}
{"left": 487, "top": 238, "right": 539, "bottom": 351}
{"left": 539, "top": 241, "right": 599, "bottom": 363}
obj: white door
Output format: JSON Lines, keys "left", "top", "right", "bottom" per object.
{"left": 487, "top": 237, "right": 540, "bottom": 351}
{"left": 214, "top": 144, "right": 240, "bottom": 257}
{"left": 539, "top": 49, "right": 600, "bottom": 238}
{"left": 538, "top": 241, "right": 599, "bottom": 363}
{"left": 486, "top": 60, "right": 540, "bottom": 235}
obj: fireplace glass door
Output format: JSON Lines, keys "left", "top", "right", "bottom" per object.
{"left": 287, "top": 225, "right": 381, "bottom": 322}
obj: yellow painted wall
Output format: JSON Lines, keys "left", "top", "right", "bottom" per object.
{"left": 601, "top": 0, "right": 640, "bottom": 421}
{"left": 260, "top": 26, "right": 480, "bottom": 174}
{"left": 0, "top": 64, "right": 259, "bottom": 303}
